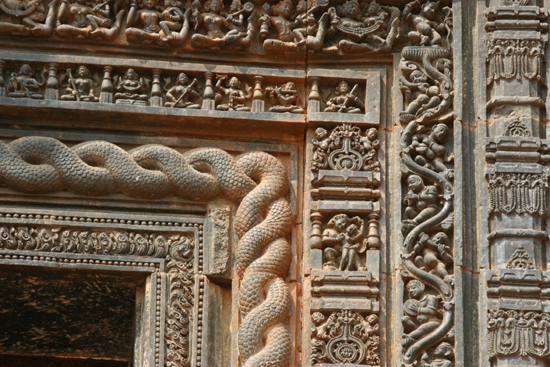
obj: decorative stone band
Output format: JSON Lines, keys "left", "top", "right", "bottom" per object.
{"left": 487, "top": 173, "right": 549, "bottom": 217}
{"left": 488, "top": 310, "right": 550, "bottom": 360}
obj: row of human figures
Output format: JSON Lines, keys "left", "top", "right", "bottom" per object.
{"left": 0, "top": 0, "right": 451, "bottom": 52}
{"left": 4, "top": 63, "right": 366, "bottom": 113}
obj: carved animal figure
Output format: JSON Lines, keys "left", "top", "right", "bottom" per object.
{"left": 0, "top": 136, "right": 294, "bottom": 367}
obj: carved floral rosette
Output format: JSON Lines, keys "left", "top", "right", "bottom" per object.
{"left": 398, "top": 28, "right": 455, "bottom": 365}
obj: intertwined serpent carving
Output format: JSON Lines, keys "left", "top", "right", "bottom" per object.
{"left": 0, "top": 136, "right": 293, "bottom": 367}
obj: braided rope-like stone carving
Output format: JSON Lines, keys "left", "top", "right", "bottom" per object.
{"left": 0, "top": 136, "right": 293, "bottom": 367}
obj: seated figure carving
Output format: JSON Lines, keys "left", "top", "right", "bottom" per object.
{"left": 56, "top": 0, "right": 125, "bottom": 39}
{"left": 402, "top": 174, "right": 440, "bottom": 235}
{"left": 164, "top": 72, "right": 200, "bottom": 108}
{"left": 402, "top": 279, "right": 441, "bottom": 349}
{"left": 259, "top": 0, "right": 305, "bottom": 54}
{"left": 420, "top": 343, "right": 454, "bottom": 367}
{"left": 402, "top": 0, "right": 445, "bottom": 47}
{"left": 126, "top": 0, "right": 190, "bottom": 45}
{"left": 267, "top": 81, "right": 304, "bottom": 113}
{"left": 60, "top": 65, "right": 98, "bottom": 102}
{"left": 7, "top": 64, "right": 44, "bottom": 99}
{"left": 324, "top": 81, "right": 364, "bottom": 114}
{"left": 114, "top": 68, "right": 149, "bottom": 105}
{"left": 214, "top": 75, "right": 250, "bottom": 111}
{"left": 190, "top": 0, "right": 254, "bottom": 50}
{"left": 0, "top": 0, "right": 57, "bottom": 35}
{"left": 310, "top": 0, "right": 399, "bottom": 54}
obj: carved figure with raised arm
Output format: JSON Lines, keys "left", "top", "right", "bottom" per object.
{"left": 0, "top": 0, "right": 57, "bottom": 35}
{"left": 402, "top": 0, "right": 443, "bottom": 47}
{"left": 56, "top": 0, "right": 124, "bottom": 39}
{"left": 402, "top": 174, "right": 440, "bottom": 235}
{"left": 339, "top": 216, "right": 366, "bottom": 271}
{"left": 324, "top": 81, "right": 364, "bottom": 113}
{"left": 7, "top": 64, "right": 44, "bottom": 99}
{"left": 214, "top": 75, "right": 250, "bottom": 111}
{"left": 190, "top": 0, "right": 254, "bottom": 50}
{"left": 267, "top": 81, "right": 304, "bottom": 113}
{"left": 60, "top": 65, "right": 98, "bottom": 102}
{"left": 164, "top": 72, "right": 200, "bottom": 108}
{"left": 260, "top": 0, "right": 305, "bottom": 53}
{"left": 321, "top": 214, "right": 348, "bottom": 270}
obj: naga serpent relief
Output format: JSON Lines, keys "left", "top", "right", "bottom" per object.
{"left": 0, "top": 136, "right": 294, "bottom": 367}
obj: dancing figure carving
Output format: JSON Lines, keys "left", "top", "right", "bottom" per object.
{"left": 0, "top": 136, "right": 294, "bottom": 367}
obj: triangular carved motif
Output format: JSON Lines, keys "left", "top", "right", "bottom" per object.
{"left": 506, "top": 245, "right": 535, "bottom": 270}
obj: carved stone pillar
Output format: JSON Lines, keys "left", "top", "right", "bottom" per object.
{"left": 483, "top": 1, "right": 550, "bottom": 366}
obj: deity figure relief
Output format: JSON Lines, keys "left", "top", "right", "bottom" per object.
{"left": 402, "top": 174, "right": 440, "bottom": 235}
{"left": 309, "top": 0, "right": 399, "bottom": 54}
{"left": 214, "top": 75, "right": 251, "bottom": 111}
{"left": 402, "top": 0, "right": 447, "bottom": 47}
{"left": 414, "top": 232, "right": 452, "bottom": 281}
{"left": 400, "top": 70, "right": 441, "bottom": 123}
{"left": 7, "top": 64, "right": 45, "bottom": 99}
{"left": 406, "top": 124, "right": 453, "bottom": 179}
{"left": 402, "top": 279, "right": 441, "bottom": 349}
{"left": 259, "top": 0, "right": 306, "bottom": 53}
{"left": 267, "top": 81, "right": 304, "bottom": 113}
{"left": 164, "top": 72, "right": 200, "bottom": 108}
{"left": 312, "top": 127, "right": 332, "bottom": 171}
{"left": 321, "top": 214, "right": 367, "bottom": 271}
{"left": 60, "top": 65, "right": 98, "bottom": 102}
{"left": 114, "top": 68, "right": 149, "bottom": 105}
{"left": 0, "top": 0, "right": 57, "bottom": 35}
{"left": 191, "top": 0, "right": 254, "bottom": 50}
{"left": 324, "top": 81, "right": 364, "bottom": 113}
{"left": 420, "top": 343, "right": 454, "bottom": 367}
{"left": 126, "top": 0, "right": 191, "bottom": 45}
{"left": 56, "top": 0, "right": 124, "bottom": 39}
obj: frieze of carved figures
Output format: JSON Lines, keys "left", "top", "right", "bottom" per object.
{"left": 0, "top": 0, "right": 57, "bottom": 35}
{"left": 164, "top": 72, "right": 200, "bottom": 108}
{"left": 56, "top": 0, "right": 125, "bottom": 40}
{"left": 190, "top": 0, "right": 255, "bottom": 50}
{"left": 310, "top": 310, "right": 380, "bottom": 365}
{"left": 311, "top": 124, "right": 380, "bottom": 172}
{"left": 0, "top": 137, "right": 293, "bottom": 367}
{"left": 307, "top": 0, "right": 400, "bottom": 55}
{"left": 488, "top": 310, "right": 550, "bottom": 360}
{"left": 266, "top": 81, "right": 304, "bottom": 113}
{"left": 324, "top": 80, "right": 364, "bottom": 114}
{"left": 506, "top": 245, "right": 535, "bottom": 270}
{"left": 487, "top": 39, "right": 545, "bottom": 85}
{"left": 59, "top": 65, "right": 98, "bottom": 101}
{"left": 7, "top": 63, "right": 45, "bottom": 99}
{"left": 114, "top": 67, "right": 149, "bottom": 105}
{"left": 487, "top": 173, "right": 548, "bottom": 217}
{"left": 214, "top": 74, "right": 251, "bottom": 111}
{"left": 320, "top": 214, "right": 368, "bottom": 271}
{"left": 399, "top": 6, "right": 454, "bottom": 365}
